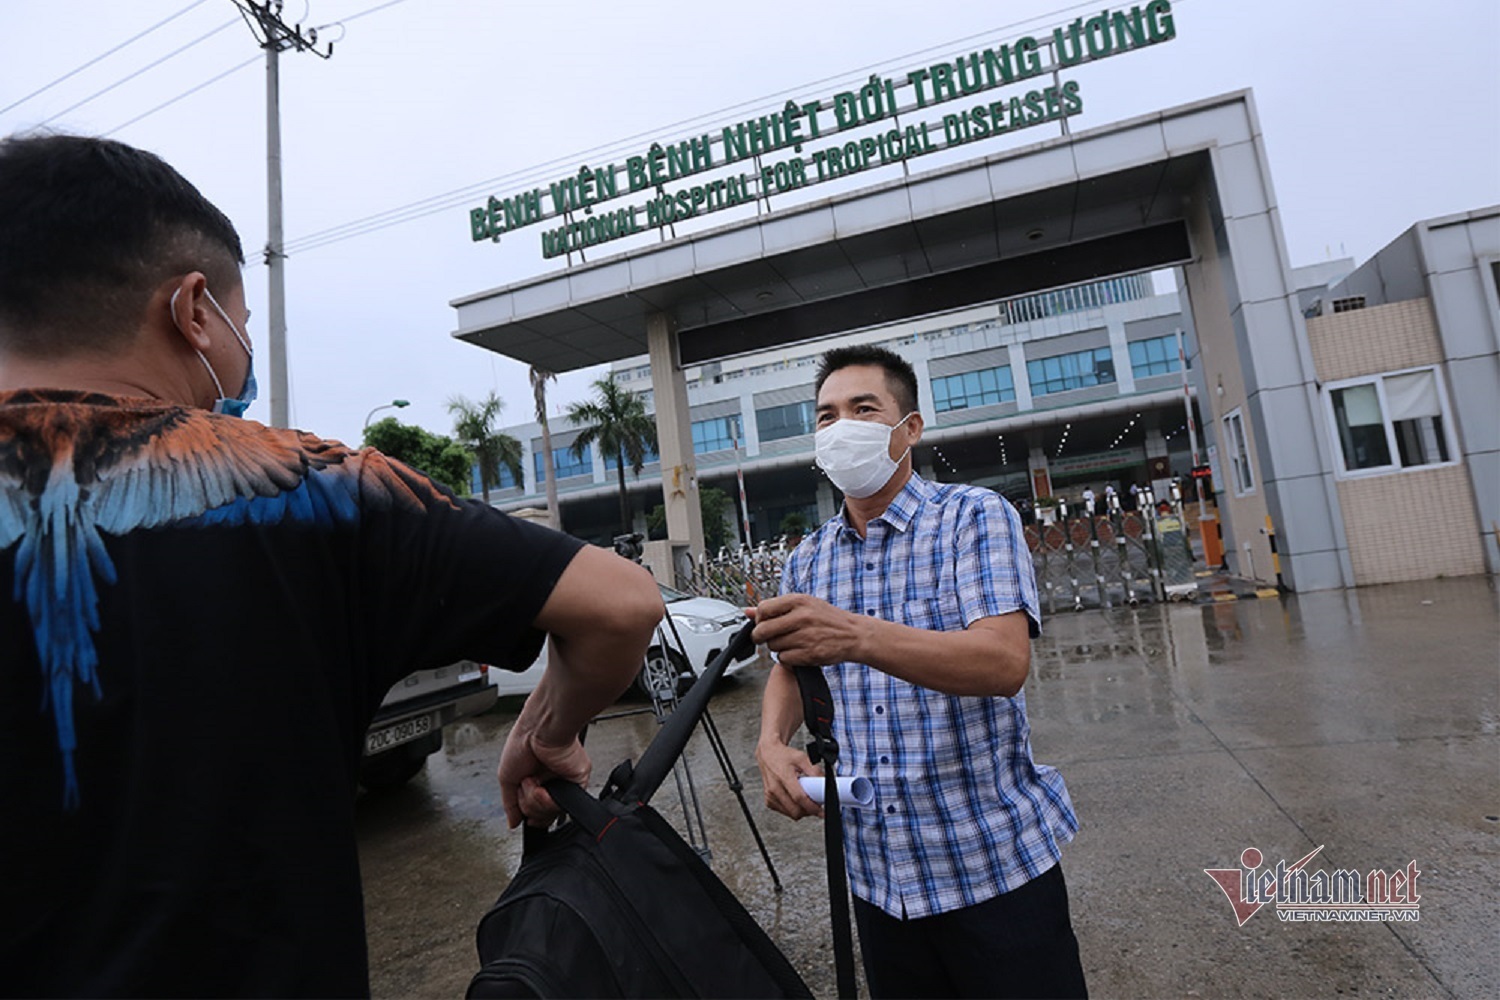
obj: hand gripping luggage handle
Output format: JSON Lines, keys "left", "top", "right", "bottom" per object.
{"left": 522, "top": 778, "right": 614, "bottom": 856}
{"left": 624, "top": 619, "right": 757, "bottom": 805}
{"left": 793, "top": 664, "right": 859, "bottom": 1000}
{"left": 526, "top": 622, "right": 756, "bottom": 850}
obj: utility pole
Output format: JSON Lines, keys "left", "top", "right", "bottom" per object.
{"left": 231, "top": 2, "right": 333, "bottom": 427}
{"left": 731, "top": 418, "right": 752, "bottom": 548}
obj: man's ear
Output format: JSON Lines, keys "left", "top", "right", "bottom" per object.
{"left": 164, "top": 272, "right": 212, "bottom": 352}
{"left": 904, "top": 410, "right": 924, "bottom": 445}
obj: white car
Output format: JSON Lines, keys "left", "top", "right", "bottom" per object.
{"left": 489, "top": 583, "right": 755, "bottom": 699}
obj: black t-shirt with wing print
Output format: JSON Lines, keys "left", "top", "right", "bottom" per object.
{"left": 0, "top": 390, "right": 583, "bottom": 997}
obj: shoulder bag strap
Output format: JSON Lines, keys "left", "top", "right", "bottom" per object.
{"left": 793, "top": 664, "right": 858, "bottom": 1000}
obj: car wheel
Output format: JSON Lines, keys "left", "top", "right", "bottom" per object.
{"left": 637, "top": 647, "right": 690, "bottom": 700}
{"left": 360, "top": 732, "right": 439, "bottom": 792}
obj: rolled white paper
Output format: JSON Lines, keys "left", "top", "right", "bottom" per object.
{"left": 799, "top": 775, "right": 875, "bottom": 808}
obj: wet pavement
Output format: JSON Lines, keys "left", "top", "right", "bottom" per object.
{"left": 356, "top": 576, "right": 1499, "bottom": 998}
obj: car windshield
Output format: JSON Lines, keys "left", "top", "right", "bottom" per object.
{"left": 658, "top": 583, "right": 692, "bottom": 604}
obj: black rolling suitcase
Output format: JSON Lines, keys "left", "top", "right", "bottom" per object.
{"left": 467, "top": 621, "right": 814, "bottom": 999}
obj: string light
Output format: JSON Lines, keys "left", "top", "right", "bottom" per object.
{"left": 1055, "top": 422, "right": 1071, "bottom": 459}
{"left": 997, "top": 433, "right": 1009, "bottom": 467}
{"left": 1110, "top": 412, "right": 1143, "bottom": 449}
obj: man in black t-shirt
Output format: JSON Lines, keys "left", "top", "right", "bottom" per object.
{"left": 0, "top": 133, "right": 664, "bottom": 996}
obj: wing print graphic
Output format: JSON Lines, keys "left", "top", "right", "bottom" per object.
{"left": 0, "top": 396, "right": 366, "bottom": 809}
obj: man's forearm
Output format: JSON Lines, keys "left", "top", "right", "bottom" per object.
{"left": 528, "top": 546, "right": 662, "bottom": 743}
{"left": 527, "top": 634, "right": 644, "bottom": 744}
{"left": 759, "top": 661, "right": 805, "bottom": 747}
{"left": 852, "top": 614, "right": 1030, "bottom": 698}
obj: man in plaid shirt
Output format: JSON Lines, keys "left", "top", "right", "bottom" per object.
{"left": 752, "top": 345, "right": 1086, "bottom": 999}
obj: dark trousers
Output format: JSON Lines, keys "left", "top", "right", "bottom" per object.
{"left": 851, "top": 863, "right": 1087, "bottom": 1000}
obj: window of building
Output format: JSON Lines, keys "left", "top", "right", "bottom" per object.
{"left": 1222, "top": 409, "right": 1255, "bottom": 495}
{"left": 1026, "top": 347, "right": 1116, "bottom": 397}
{"left": 612, "top": 441, "right": 658, "bottom": 467}
{"left": 471, "top": 461, "right": 519, "bottom": 494}
{"left": 1483, "top": 258, "right": 1500, "bottom": 330}
{"left": 692, "top": 416, "right": 740, "bottom": 454}
{"left": 1128, "top": 335, "right": 1183, "bottom": 378}
{"left": 1325, "top": 367, "right": 1453, "bottom": 476}
{"left": 931, "top": 366, "right": 1015, "bottom": 412}
{"left": 1331, "top": 296, "right": 1366, "bottom": 313}
{"left": 535, "top": 443, "right": 593, "bottom": 482}
{"left": 756, "top": 400, "right": 816, "bottom": 442}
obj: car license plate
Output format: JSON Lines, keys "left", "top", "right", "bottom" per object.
{"left": 365, "top": 713, "right": 433, "bottom": 755}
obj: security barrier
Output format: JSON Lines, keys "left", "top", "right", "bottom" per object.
{"left": 1025, "top": 488, "right": 1203, "bottom": 610}
{"left": 676, "top": 541, "right": 791, "bottom": 606}
{"left": 675, "top": 488, "right": 1205, "bottom": 614}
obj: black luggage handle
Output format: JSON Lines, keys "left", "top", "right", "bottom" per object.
{"left": 532, "top": 779, "right": 611, "bottom": 837}
{"left": 527, "top": 620, "right": 758, "bottom": 848}
{"left": 793, "top": 664, "right": 859, "bottom": 1000}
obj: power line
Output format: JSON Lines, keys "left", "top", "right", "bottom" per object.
{"left": 37, "top": 18, "right": 239, "bottom": 127}
{"left": 98, "top": 0, "right": 411, "bottom": 139}
{"left": 322, "top": 0, "right": 412, "bottom": 27}
{"left": 103, "top": 55, "right": 261, "bottom": 137}
{"left": 274, "top": 0, "right": 1178, "bottom": 258}
{"left": 0, "top": 0, "right": 213, "bottom": 117}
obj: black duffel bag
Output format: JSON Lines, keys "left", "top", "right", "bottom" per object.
{"left": 467, "top": 622, "right": 813, "bottom": 999}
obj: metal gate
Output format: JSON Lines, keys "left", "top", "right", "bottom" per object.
{"left": 1024, "top": 491, "right": 1200, "bottom": 611}
{"left": 676, "top": 492, "right": 1201, "bottom": 613}
{"left": 676, "top": 542, "right": 790, "bottom": 606}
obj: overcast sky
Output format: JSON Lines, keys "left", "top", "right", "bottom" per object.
{"left": 3, "top": 0, "right": 1496, "bottom": 447}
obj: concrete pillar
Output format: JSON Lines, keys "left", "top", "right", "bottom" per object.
{"left": 1027, "top": 442, "right": 1052, "bottom": 500}
{"left": 912, "top": 356, "right": 935, "bottom": 419}
{"left": 591, "top": 439, "right": 608, "bottom": 485}
{"left": 1180, "top": 157, "right": 1353, "bottom": 590}
{"left": 521, "top": 439, "right": 538, "bottom": 495}
{"left": 1107, "top": 317, "right": 1136, "bottom": 395}
{"left": 1008, "top": 343, "right": 1034, "bottom": 412}
{"left": 647, "top": 311, "right": 706, "bottom": 558}
{"left": 815, "top": 479, "right": 838, "bottom": 522}
{"left": 1144, "top": 428, "right": 1173, "bottom": 499}
{"left": 738, "top": 391, "right": 760, "bottom": 457}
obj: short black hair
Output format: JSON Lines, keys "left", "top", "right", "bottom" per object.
{"left": 0, "top": 131, "right": 244, "bottom": 355}
{"left": 814, "top": 344, "right": 919, "bottom": 415}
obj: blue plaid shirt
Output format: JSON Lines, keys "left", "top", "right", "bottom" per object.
{"left": 782, "top": 474, "right": 1077, "bottom": 919}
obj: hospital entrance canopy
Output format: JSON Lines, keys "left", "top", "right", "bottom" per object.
{"left": 450, "top": 2, "right": 1214, "bottom": 372}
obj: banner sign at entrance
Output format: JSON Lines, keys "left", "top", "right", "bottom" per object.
{"left": 469, "top": 2, "right": 1179, "bottom": 260}
{"left": 1052, "top": 446, "right": 1146, "bottom": 477}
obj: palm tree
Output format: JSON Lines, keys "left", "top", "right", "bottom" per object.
{"left": 448, "top": 391, "right": 522, "bottom": 505}
{"left": 529, "top": 366, "right": 561, "bottom": 530}
{"left": 565, "top": 375, "right": 658, "bottom": 535}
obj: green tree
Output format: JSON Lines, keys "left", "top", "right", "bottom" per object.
{"left": 361, "top": 417, "right": 472, "bottom": 495}
{"left": 448, "top": 391, "right": 523, "bottom": 504}
{"left": 648, "top": 486, "right": 733, "bottom": 553}
{"left": 564, "top": 376, "right": 658, "bottom": 535}
{"left": 699, "top": 486, "right": 733, "bottom": 553}
{"left": 778, "top": 510, "right": 811, "bottom": 539}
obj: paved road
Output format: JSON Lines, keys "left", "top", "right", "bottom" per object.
{"left": 357, "top": 576, "right": 1499, "bottom": 998}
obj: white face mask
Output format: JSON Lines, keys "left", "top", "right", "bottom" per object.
{"left": 814, "top": 412, "right": 915, "bottom": 499}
